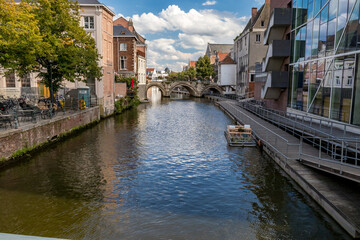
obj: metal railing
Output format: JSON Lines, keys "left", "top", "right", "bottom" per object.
{"left": 300, "top": 136, "right": 360, "bottom": 174}
{"left": 239, "top": 100, "right": 360, "bottom": 166}
{"left": 0, "top": 96, "right": 98, "bottom": 130}
{"left": 259, "top": 102, "right": 359, "bottom": 137}
{"left": 239, "top": 101, "right": 356, "bottom": 142}
{"left": 225, "top": 102, "right": 300, "bottom": 162}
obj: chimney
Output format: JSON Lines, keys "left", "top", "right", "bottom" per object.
{"left": 252, "top": 8, "right": 257, "bottom": 21}
{"left": 128, "top": 18, "right": 134, "bottom": 32}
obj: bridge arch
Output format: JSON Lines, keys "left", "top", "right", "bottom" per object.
{"left": 146, "top": 82, "right": 167, "bottom": 97}
{"left": 168, "top": 82, "right": 200, "bottom": 97}
{"left": 200, "top": 85, "right": 224, "bottom": 96}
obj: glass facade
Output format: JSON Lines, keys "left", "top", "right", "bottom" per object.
{"left": 290, "top": 0, "right": 360, "bottom": 125}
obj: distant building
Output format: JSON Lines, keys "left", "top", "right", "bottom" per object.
{"left": 183, "top": 61, "right": 198, "bottom": 71}
{"left": 218, "top": 54, "right": 236, "bottom": 95}
{"left": 206, "top": 44, "right": 233, "bottom": 65}
{"left": 234, "top": 3, "right": 271, "bottom": 97}
{"left": 113, "top": 17, "right": 147, "bottom": 99}
{"left": 146, "top": 68, "right": 158, "bottom": 81}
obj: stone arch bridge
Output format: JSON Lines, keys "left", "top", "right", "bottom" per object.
{"left": 146, "top": 81, "right": 223, "bottom": 97}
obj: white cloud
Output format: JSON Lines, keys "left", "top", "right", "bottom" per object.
{"left": 116, "top": 5, "right": 249, "bottom": 72}
{"left": 202, "top": 1, "right": 217, "bottom": 6}
{"left": 132, "top": 12, "right": 170, "bottom": 33}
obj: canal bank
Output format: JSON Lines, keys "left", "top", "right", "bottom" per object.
{"left": 208, "top": 96, "right": 360, "bottom": 238}
{"left": 0, "top": 97, "right": 349, "bottom": 239}
{"left": 0, "top": 107, "right": 101, "bottom": 168}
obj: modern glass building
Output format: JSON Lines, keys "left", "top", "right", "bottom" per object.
{"left": 290, "top": 0, "right": 360, "bottom": 125}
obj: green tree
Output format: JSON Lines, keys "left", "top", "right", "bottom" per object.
{"left": 0, "top": 0, "right": 42, "bottom": 76}
{"left": 184, "top": 67, "right": 196, "bottom": 81}
{"left": 196, "top": 55, "right": 214, "bottom": 79}
{"left": 31, "top": 0, "right": 102, "bottom": 102}
{"left": 0, "top": 0, "right": 102, "bottom": 102}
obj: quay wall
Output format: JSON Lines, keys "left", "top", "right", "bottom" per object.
{"left": 0, "top": 107, "right": 100, "bottom": 164}
{"left": 209, "top": 96, "right": 360, "bottom": 238}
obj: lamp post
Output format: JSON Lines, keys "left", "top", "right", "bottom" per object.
{"left": 49, "top": 60, "right": 53, "bottom": 118}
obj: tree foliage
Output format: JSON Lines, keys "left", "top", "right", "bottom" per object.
{"left": 0, "top": 0, "right": 42, "bottom": 76}
{"left": 196, "top": 55, "right": 214, "bottom": 79}
{"left": 0, "top": 0, "right": 102, "bottom": 99}
{"left": 30, "top": 0, "right": 102, "bottom": 95}
{"left": 166, "top": 67, "right": 197, "bottom": 82}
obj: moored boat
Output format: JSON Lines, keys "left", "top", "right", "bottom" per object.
{"left": 224, "top": 124, "right": 257, "bottom": 147}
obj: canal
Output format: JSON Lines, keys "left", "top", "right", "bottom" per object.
{"left": 0, "top": 92, "right": 350, "bottom": 239}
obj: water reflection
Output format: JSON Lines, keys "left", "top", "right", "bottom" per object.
{"left": 0, "top": 98, "right": 351, "bottom": 239}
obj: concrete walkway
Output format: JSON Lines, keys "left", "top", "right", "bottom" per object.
{"left": 213, "top": 98, "right": 360, "bottom": 238}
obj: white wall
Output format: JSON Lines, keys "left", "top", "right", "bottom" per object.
{"left": 219, "top": 64, "right": 236, "bottom": 86}
{"left": 138, "top": 56, "right": 146, "bottom": 85}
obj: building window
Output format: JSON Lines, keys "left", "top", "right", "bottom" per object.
{"left": 261, "top": 21, "right": 265, "bottom": 27}
{"left": 120, "top": 43, "right": 127, "bottom": 51}
{"left": 256, "top": 34, "right": 261, "bottom": 43}
{"left": 84, "top": 16, "right": 94, "bottom": 29}
{"left": 120, "top": 56, "right": 127, "bottom": 70}
{"left": 21, "top": 74, "right": 31, "bottom": 87}
{"left": 335, "top": 76, "right": 341, "bottom": 86}
{"left": 347, "top": 76, "right": 353, "bottom": 86}
{"left": 6, "top": 73, "right": 15, "bottom": 88}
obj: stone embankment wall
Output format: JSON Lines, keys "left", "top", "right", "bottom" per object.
{"left": 0, "top": 107, "right": 100, "bottom": 161}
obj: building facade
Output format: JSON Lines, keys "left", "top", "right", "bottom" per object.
{"left": 78, "top": 0, "right": 115, "bottom": 117}
{"left": 289, "top": 0, "right": 360, "bottom": 125}
{"left": 113, "top": 25, "right": 138, "bottom": 77}
{"left": 218, "top": 55, "right": 237, "bottom": 95}
{"left": 255, "top": 1, "right": 292, "bottom": 111}
{"left": 113, "top": 17, "right": 147, "bottom": 99}
{"left": 8, "top": 0, "right": 116, "bottom": 117}
{"left": 234, "top": 3, "right": 270, "bottom": 97}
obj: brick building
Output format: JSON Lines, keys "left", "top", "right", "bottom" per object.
{"left": 113, "top": 17, "right": 147, "bottom": 99}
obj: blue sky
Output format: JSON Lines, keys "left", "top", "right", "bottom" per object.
{"left": 101, "top": 0, "right": 265, "bottom": 71}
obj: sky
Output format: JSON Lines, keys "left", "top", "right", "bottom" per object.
{"left": 101, "top": 0, "right": 265, "bottom": 72}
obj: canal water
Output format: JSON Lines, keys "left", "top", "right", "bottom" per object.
{"left": 0, "top": 92, "right": 350, "bottom": 239}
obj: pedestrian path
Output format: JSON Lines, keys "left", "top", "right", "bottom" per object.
{"left": 219, "top": 100, "right": 360, "bottom": 183}
{"left": 215, "top": 98, "right": 360, "bottom": 238}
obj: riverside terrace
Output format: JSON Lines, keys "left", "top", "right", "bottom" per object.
{"left": 206, "top": 95, "right": 360, "bottom": 238}
{"left": 0, "top": 95, "right": 97, "bottom": 130}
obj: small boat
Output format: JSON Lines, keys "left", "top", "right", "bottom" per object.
{"left": 224, "top": 124, "right": 257, "bottom": 147}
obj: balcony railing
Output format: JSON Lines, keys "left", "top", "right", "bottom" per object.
{"left": 263, "top": 40, "right": 290, "bottom": 72}
{"left": 264, "top": 8, "right": 292, "bottom": 45}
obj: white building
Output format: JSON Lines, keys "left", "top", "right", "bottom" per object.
{"left": 218, "top": 55, "right": 236, "bottom": 95}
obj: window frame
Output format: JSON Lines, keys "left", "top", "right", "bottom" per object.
{"left": 84, "top": 16, "right": 95, "bottom": 30}
{"left": 255, "top": 34, "right": 261, "bottom": 43}
{"left": 120, "top": 43, "right": 127, "bottom": 51}
{"left": 120, "top": 56, "right": 127, "bottom": 70}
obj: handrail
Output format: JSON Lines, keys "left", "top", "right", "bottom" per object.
{"left": 226, "top": 102, "right": 300, "bottom": 161}
{"left": 240, "top": 101, "right": 352, "bottom": 144}
{"left": 299, "top": 136, "right": 360, "bottom": 173}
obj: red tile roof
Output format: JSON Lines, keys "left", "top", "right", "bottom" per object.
{"left": 218, "top": 52, "right": 229, "bottom": 62}
{"left": 189, "top": 61, "right": 197, "bottom": 68}
{"left": 220, "top": 54, "right": 235, "bottom": 64}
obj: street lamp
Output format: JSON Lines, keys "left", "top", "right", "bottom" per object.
{"left": 49, "top": 60, "right": 53, "bottom": 118}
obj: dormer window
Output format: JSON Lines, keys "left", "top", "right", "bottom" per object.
{"left": 84, "top": 16, "right": 94, "bottom": 29}
{"left": 261, "top": 21, "right": 265, "bottom": 27}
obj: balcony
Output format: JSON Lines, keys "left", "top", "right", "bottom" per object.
{"left": 261, "top": 71, "right": 289, "bottom": 99}
{"left": 263, "top": 40, "right": 290, "bottom": 72}
{"left": 264, "top": 8, "right": 292, "bottom": 45}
